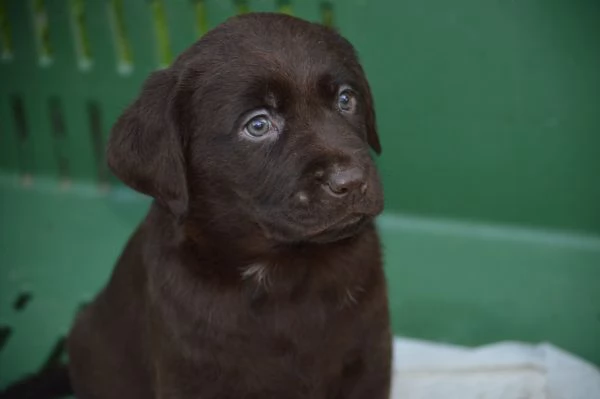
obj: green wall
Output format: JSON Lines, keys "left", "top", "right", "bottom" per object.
{"left": 1, "top": 0, "right": 599, "bottom": 234}
{"left": 355, "top": 0, "right": 600, "bottom": 235}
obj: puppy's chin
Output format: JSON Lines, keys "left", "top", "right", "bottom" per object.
{"left": 303, "top": 214, "right": 371, "bottom": 244}
{"left": 258, "top": 213, "right": 373, "bottom": 245}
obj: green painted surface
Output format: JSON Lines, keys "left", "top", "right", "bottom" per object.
{"left": 1, "top": 0, "right": 599, "bottom": 388}
{"left": 356, "top": 0, "right": 600, "bottom": 235}
{"left": 1, "top": 0, "right": 599, "bottom": 233}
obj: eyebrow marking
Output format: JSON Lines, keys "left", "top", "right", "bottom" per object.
{"left": 265, "top": 91, "right": 278, "bottom": 109}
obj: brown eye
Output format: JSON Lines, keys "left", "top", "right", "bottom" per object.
{"left": 337, "top": 89, "right": 356, "bottom": 113}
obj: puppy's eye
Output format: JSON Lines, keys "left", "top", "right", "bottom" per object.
{"left": 245, "top": 115, "right": 274, "bottom": 138}
{"left": 337, "top": 89, "right": 356, "bottom": 113}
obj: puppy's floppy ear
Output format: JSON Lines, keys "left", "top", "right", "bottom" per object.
{"left": 107, "top": 69, "right": 188, "bottom": 216}
{"left": 360, "top": 74, "right": 382, "bottom": 155}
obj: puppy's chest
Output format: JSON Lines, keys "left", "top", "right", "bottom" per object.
{"left": 160, "top": 261, "right": 378, "bottom": 396}
{"left": 196, "top": 280, "right": 366, "bottom": 386}
{"left": 195, "top": 262, "right": 370, "bottom": 350}
{"left": 221, "top": 268, "right": 368, "bottom": 341}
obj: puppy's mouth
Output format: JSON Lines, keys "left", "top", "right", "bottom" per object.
{"left": 305, "top": 214, "right": 369, "bottom": 244}
{"left": 256, "top": 212, "right": 371, "bottom": 245}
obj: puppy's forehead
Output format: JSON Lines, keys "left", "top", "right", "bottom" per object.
{"left": 184, "top": 13, "right": 359, "bottom": 87}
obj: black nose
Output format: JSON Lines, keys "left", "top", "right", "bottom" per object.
{"left": 323, "top": 166, "right": 366, "bottom": 197}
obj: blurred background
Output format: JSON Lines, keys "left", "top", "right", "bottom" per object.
{"left": 0, "top": 0, "right": 599, "bottom": 390}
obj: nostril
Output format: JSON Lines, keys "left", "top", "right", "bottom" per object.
{"left": 327, "top": 181, "right": 349, "bottom": 197}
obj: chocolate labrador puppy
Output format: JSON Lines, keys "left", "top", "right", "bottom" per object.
{"left": 67, "top": 12, "right": 391, "bottom": 399}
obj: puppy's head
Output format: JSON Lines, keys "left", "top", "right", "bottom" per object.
{"left": 107, "top": 13, "right": 383, "bottom": 245}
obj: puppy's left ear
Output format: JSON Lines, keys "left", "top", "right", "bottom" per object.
{"left": 106, "top": 69, "right": 188, "bottom": 217}
{"left": 358, "top": 69, "right": 382, "bottom": 155}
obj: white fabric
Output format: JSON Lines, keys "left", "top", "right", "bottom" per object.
{"left": 390, "top": 337, "right": 600, "bottom": 399}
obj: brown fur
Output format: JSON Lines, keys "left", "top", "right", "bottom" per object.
{"left": 67, "top": 13, "right": 391, "bottom": 399}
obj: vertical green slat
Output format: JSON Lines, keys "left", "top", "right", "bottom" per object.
{"left": 192, "top": 0, "right": 208, "bottom": 37}
{"left": 45, "top": 0, "right": 95, "bottom": 182}
{"left": 0, "top": 0, "right": 13, "bottom": 60}
{"left": 7, "top": 26, "right": 41, "bottom": 182}
{"left": 234, "top": 0, "right": 250, "bottom": 15}
{"left": 68, "top": 0, "right": 92, "bottom": 71}
{"left": 0, "top": 0, "right": 19, "bottom": 172}
{"left": 1, "top": 1, "right": 34, "bottom": 176}
{"left": 27, "top": 0, "right": 74, "bottom": 179}
{"left": 30, "top": 0, "right": 52, "bottom": 66}
{"left": 320, "top": 1, "right": 333, "bottom": 27}
{"left": 277, "top": 0, "right": 292, "bottom": 15}
{"left": 107, "top": 0, "right": 133, "bottom": 74}
{"left": 149, "top": 0, "right": 172, "bottom": 68}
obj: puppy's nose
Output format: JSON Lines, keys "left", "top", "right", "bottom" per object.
{"left": 324, "top": 166, "right": 366, "bottom": 198}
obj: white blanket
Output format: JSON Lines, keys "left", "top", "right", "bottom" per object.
{"left": 391, "top": 337, "right": 600, "bottom": 399}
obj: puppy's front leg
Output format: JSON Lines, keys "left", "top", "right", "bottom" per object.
{"left": 153, "top": 361, "right": 226, "bottom": 399}
{"left": 341, "top": 330, "right": 392, "bottom": 399}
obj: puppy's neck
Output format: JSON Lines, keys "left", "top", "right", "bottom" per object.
{"left": 147, "top": 203, "right": 380, "bottom": 290}
{"left": 236, "top": 233, "right": 379, "bottom": 308}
